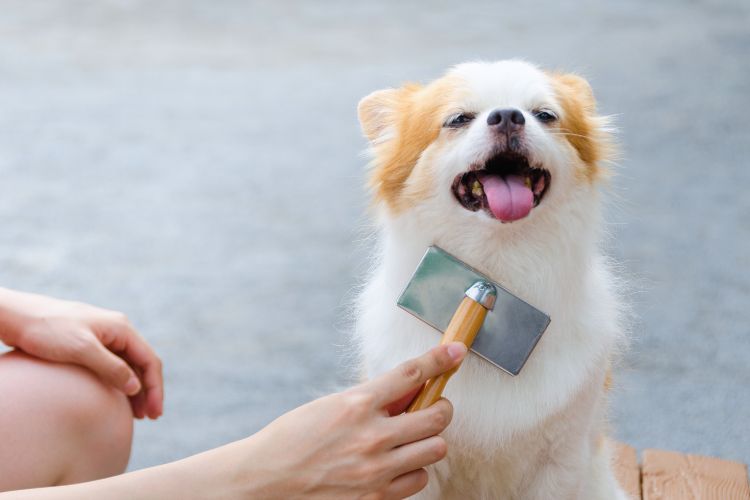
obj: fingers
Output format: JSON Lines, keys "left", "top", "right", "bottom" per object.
{"left": 125, "top": 361, "right": 148, "bottom": 419}
{"left": 364, "top": 342, "right": 467, "bottom": 410}
{"left": 388, "top": 435, "right": 448, "bottom": 479}
{"left": 98, "top": 318, "right": 164, "bottom": 419}
{"left": 385, "top": 398, "right": 453, "bottom": 448}
{"left": 383, "top": 387, "right": 421, "bottom": 417}
{"left": 129, "top": 387, "right": 148, "bottom": 419}
{"left": 122, "top": 342, "right": 164, "bottom": 419}
{"left": 383, "top": 469, "right": 429, "bottom": 500}
{"left": 72, "top": 339, "right": 141, "bottom": 396}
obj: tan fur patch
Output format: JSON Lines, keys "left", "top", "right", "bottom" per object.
{"left": 604, "top": 367, "right": 614, "bottom": 392}
{"left": 549, "top": 73, "right": 613, "bottom": 183}
{"left": 358, "top": 76, "right": 464, "bottom": 213}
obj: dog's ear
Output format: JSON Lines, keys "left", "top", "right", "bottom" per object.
{"left": 549, "top": 72, "right": 614, "bottom": 180}
{"left": 550, "top": 73, "right": 597, "bottom": 113}
{"left": 357, "top": 88, "right": 403, "bottom": 143}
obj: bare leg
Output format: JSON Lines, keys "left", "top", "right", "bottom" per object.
{"left": 0, "top": 350, "right": 133, "bottom": 491}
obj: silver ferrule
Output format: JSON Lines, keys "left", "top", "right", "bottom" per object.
{"left": 465, "top": 281, "right": 497, "bottom": 310}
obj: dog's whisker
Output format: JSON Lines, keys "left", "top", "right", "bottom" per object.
{"left": 550, "top": 131, "right": 591, "bottom": 140}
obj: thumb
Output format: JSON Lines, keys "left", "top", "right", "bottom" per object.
{"left": 77, "top": 341, "right": 142, "bottom": 396}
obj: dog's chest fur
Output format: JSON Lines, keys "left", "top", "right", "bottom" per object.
{"left": 353, "top": 196, "right": 623, "bottom": 499}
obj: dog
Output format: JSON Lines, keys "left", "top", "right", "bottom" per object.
{"left": 353, "top": 60, "right": 628, "bottom": 499}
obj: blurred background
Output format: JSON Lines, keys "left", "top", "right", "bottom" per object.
{"left": 0, "top": 0, "right": 747, "bottom": 470}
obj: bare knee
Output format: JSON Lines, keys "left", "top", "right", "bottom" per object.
{"left": 56, "top": 358, "right": 134, "bottom": 484}
{"left": 0, "top": 351, "right": 133, "bottom": 489}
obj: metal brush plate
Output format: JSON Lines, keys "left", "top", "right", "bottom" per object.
{"left": 397, "top": 246, "right": 551, "bottom": 376}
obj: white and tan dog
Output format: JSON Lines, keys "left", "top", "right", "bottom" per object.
{"left": 354, "top": 60, "right": 628, "bottom": 499}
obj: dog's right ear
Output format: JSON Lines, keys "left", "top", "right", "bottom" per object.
{"left": 357, "top": 88, "right": 402, "bottom": 144}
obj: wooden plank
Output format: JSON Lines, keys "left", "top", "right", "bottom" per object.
{"left": 613, "top": 441, "right": 642, "bottom": 499}
{"left": 641, "top": 448, "right": 750, "bottom": 500}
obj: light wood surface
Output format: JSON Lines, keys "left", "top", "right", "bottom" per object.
{"left": 613, "top": 441, "right": 641, "bottom": 500}
{"left": 406, "top": 296, "right": 487, "bottom": 412}
{"left": 612, "top": 441, "right": 750, "bottom": 500}
{"left": 641, "top": 448, "right": 750, "bottom": 500}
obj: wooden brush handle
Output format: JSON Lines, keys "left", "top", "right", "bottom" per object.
{"left": 406, "top": 296, "right": 488, "bottom": 413}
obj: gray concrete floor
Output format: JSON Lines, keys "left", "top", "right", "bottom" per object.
{"left": 0, "top": 0, "right": 748, "bottom": 471}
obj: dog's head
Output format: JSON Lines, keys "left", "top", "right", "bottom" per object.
{"left": 358, "top": 60, "right": 612, "bottom": 234}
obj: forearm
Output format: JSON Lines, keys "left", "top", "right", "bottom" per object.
{"left": 0, "top": 437, "right": 268, "bottom": 500}
{"left": 0, "top": 457, "right": 212, "bottom": 500}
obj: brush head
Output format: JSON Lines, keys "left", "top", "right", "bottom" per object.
{"left": 397, "top": 246, "right": 551, "bottom": 376}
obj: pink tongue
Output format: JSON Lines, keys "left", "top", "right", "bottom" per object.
{"left": 478, "top": 174, "right": 534, "bottom": 222}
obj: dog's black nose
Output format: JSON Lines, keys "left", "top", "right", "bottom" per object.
{"left": 487, "top": 108, "right": 525, "bottom": 129}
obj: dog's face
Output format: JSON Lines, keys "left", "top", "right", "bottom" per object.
{"left": 358, "top": 60, "right": 611, "bottom": 229}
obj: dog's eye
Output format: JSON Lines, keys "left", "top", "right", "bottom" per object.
{"left": 444, "top": 113, "right": 475, "bottom": 128}
{"left": 533, "top": 109, "right": 558, "bottom": 124}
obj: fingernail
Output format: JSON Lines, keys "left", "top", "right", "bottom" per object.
{"left": 124, "top": 376, "right": 141, "bottom": 395}
{"left": 446, "top": 343, "right": 467, "bottom": 361}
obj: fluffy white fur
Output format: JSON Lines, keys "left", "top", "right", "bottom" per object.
{"left": 353, "top": 61, "right": 629, "bottom": 499}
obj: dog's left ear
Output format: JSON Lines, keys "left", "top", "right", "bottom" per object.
{"left": 550, "top": 73, "right": 597, "bottom": 113}
{"left": 549, "top": 72, "right": 614, "bottom": 179}
{"left": 358, "top": 88, "right": 407, "bottom": 144}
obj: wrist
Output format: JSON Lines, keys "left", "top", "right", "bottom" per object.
{"left": 119, "top": 438, "right": 295, "bottom": 500}
{"left": 144, "top": 439, "right": 264, "bottom": 500}
{"left": 207, "top": 434, "right": 305, "bottom": 499}
{"left": 208, "top": 436, "right": 281, "bottom": 499}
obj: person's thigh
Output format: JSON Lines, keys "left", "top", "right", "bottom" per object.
{"left": 0, "top": 350, "right": 133, "bottom": 491}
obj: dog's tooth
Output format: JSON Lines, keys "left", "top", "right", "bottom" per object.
{"left": 524, "top": 176, "right": 532, "bottom": 188}
{"left": 471, "top": 180, "right": 483, "bottom": 197}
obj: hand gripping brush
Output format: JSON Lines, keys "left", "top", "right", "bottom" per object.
{"left": 397, "top": 246, "right": 551, "bottom": 412}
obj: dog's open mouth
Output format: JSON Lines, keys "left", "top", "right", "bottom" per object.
{"left": 451, "top": 151, "right": 551, "bottom": 223}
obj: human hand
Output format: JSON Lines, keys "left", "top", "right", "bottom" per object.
{"left": 0, "top": 288, "right": 163, "bottom": 419}
{"left": 216, "top": 342, "right": 467, "bottom": 499}
{"left": 0, "top": 343, "right": 464, "bottom": 500}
